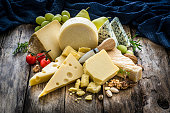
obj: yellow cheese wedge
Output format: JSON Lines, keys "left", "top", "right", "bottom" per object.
{"left": 84, "top": 50, "right": 119, "bottom": 85}
{"left": 59, "top": 17, "right": 98, "bottom": 50}
{"left": 29, "top": 20, "right": 61, "bottom": 61}
{"left": 29, "top": 56, "right": 65, "bottom": 86}
{"left": 39, "top": 54, "right": 83, "bottom": 98}
{"left": 107, "top": 48, "right": 142, "bottom": 82}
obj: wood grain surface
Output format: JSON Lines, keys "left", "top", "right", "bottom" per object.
{"left": 0, "top": 24, "right": 169, "bottom": 113}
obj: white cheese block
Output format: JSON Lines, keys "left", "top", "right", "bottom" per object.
{"left": 58, "top": 17, "right": 98, "bottom": 50}
{"left": 29, "top": 20, "right": 61, "bottom": 61}
{"left": 39, "top": 54, "right": 83, "bottom": 97}
{"left": 98, "top": 20, "right": 118, "bottom": 46}
{"left": 111, "top": 17, "right": 130, "bottom": 47}
{"left": 107, "top": 48, "right": 142, "bottom": 82}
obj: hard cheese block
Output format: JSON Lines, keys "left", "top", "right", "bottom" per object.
{"left": 59, "top": 17, "right": 98, "bottom": 50}
{"left": 29, "top": 20, "right": 61, "bottom": 61}
{"left": 29, "top": 56, "right": 65, "bottom": 86}
{"left": 111, "top": 17, "right": 130, "bottom": 47}
{"left": 84, "top": 50, "right": 119, "bottom": 85}
{"left": 107, "top": 48, "right": 142, "bottom": 82}
{"left": 98, "top": 20, "right": 118, "bottom": 46}
{"left": 39, "top": 54, "right": 83, "bottom": 97}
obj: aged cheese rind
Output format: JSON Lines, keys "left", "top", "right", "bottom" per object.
{"left": 111, "top": 17, "right": 130, "bottom": 47}
{"left": 59, "top": 17, "right": 98, "bottom": 50}
{"left": 84, "top": 50, "right": 119, "bottom": 85}
{"left": 39, "top": 54, "right": 83, "bottom": 97}
{"left": 29, "top": 20, "right": 61, "bottom": 61}
{"left": 98, "top": 20, "right": 118, "bottom": 46}
{"left": 107, "top": 48, "right": 142, "bottom": 82}
{"left": 29, "top": 56, "right": 65, "bottom": 86}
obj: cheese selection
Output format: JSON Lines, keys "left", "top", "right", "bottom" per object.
{"left": 28, "top": 10, "right": 143, "bottom": 101}
{"left": 58, "top": 17, "right": 98, "bottom": 50}
{"left": 84, "top": 50, "right": 119, "bottom": 85}
{"left": 29, "top": 20, "right": 62, "bottom": 61}
{"left": 39, "top": 54, "right": 83, "bottom": 97}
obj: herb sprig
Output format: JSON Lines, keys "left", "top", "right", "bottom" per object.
{"left": 13, "top": 42, "right": 29, "bottom": 55}
{"left": 128, "top": 34, "right": 142, "bottom": 52}
{"left": 118, "top": 69, "right": 130, "bottom": 76}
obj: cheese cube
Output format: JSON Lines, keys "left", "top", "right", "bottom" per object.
{"left": 78, "top": 47, "right": 91, "bottom": 53}
{"left": 29, "top": 55, "right": 65, "bottom": 86}
{"left": 29, "top": 20, "right": 61, "bottom": 61}
{"left": 80, "top": 74, "right": 89, "bottom": 87}
{"left": 70, "top": 51, "right": 81, "bottom": 60}
{"left": 84, "top": 50, "right": 119, "bottom": 85}
{"left": 86, "top": 82, "right": 101, "bottom": 93}
{"left": 75, "top": 79, "right": 81, "bottom": 89}
{"left": 85, "top": 95, "right": 92, "bottom": 101}
{"left": 62, "top": 46, "right": 77, "bottom": 56}
{"left": 76, "top": 90, "right": 85, "bottom": 96}
{"left": 78, "top": 52, "right": 85, "bottom": 57}
{"left": 39, "top": 54, "right": 83, "bottom": 97}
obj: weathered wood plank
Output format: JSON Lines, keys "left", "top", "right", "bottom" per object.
{"left": 0, "top": 25, "right": 32, "bottom": 113}
{"left": 23, "top": 26, "right": 65, "bottom": 113}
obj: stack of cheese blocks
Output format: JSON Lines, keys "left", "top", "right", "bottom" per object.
{"left": 29, "top": 17, "right": 142, "bottom": 98}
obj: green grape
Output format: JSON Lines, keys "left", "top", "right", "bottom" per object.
{"left": 52, "top": 15, "right": 62, "bottom": 22}
{"left": 41, "top": 21, "right": 50, "bottom": 27}
{"left": 36, "top": 16, "right": 45, "bottom": 25}
{"left": 45, "top": 13, "right": 54, "bottom": 21}
{"left": 34, "top": 26, "right": 41, "bottom": 32}
{"left": 117, "top": 45, "right": 127, "bottom": 54}
{"left": 126, "top": 50, "right": 134, "bottom": 55}
{"left": 61, "top": 15, "right": 69, "bottom": 23}
{"left": 61, "top": 10, "right": 70, "bottom": 18}
{"left": 55, "top": 14, "right": 62, "bottom": 18}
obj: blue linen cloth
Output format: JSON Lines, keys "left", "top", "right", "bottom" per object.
{"left": 0, "top": 0, "right": 169, "bottom": 49}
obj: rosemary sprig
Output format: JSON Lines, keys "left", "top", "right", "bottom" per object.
{"left": 13, "top": 41, "right": 29, "bottom": 55}
{"left": 128, "top": 34, "right": 142, "bottom": 52}
{"left": 118, "top": 69, "right": 130, "bottom": 76}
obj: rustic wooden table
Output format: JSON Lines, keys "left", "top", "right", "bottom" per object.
{"left": 0, "top": 24, "right": 169, "bottom": 113}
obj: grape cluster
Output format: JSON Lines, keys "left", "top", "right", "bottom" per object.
{"left": 35, "top": 10, "right": 70, "bottom": 32}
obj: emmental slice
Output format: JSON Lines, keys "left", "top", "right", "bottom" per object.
{"left": 29, "top": 56, "right": 65, "bottom": 86}
{"left": 84, "top": 50, "right": 119, "bottom": 85}
{"left": 107, "top": 48, "right": 142, "bottom": 82}
{"left": 29, "top": 20, "right": 61, "bottom": 61}
{"left": 39, "top": 54, "right": 83, "bottom": 98}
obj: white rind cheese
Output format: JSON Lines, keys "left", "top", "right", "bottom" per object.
{"left": 59, "top": 17, "right": 98, "bottom": 50}
{"left": 98, "top": 20, "right": 118, "bottom": 46}
{"left": 111, "top": 17, "right": 130, "bottom": 47}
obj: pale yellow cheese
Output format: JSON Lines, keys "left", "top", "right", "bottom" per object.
{"left": 29, "top": 20, "right": 61, "bottom": 61}
{"left": 84, "top": 50, "right": 119, "bottom": 85}
{"left": 86, "top": 82, "right": 101, "bottom": 93}
{"left": 85, "top": 95, "right": 92, "bottom": 101}
{"left": 62, "top": 46, "right": 80, "bottom": 60}
{"left": 70, "top": 51, "right": 81, "bottom": 60}
{"left": 59, "top": 17, "right": 98, "bottom": 50}
{"left": 55, "top": 55, "right": 66, "bottom": 63}
{"left": 80, "top": 74, "right": 89, "bottom": 87}
{"left": 78, "top": 47, "right": 91, "bottom": 53}
{"left": 39, "top": 54, "right": 83, "bottom": 97}
{"left": 75, "top": 79, "right": 81, "bottom": 89}
{"left": 29, "top": 56, "right": 65, "bottom": 86}
{"left": 78, "top": 52, "right": 85, "bottom": 58}
{"left": 107, "top": 48, "right": 142, "bottom": 82}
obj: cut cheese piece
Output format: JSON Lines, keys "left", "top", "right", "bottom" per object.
{"left": 107, "top": 48, "right": 142, "bottom": 82}
{"left": 62, "top": 46, "right": 77, "bottom": 57}
{"left": 39, "top": 54, "right": 83, "bottom": 97}
{"left": 29, "top": 20, "right": 61, "bottom": 61}
{"left": 29, "top": 56, "right": 65, "bottom": 86}
{"left": 84, "top": 50, "right": 119, "bottom": 85}
{"left": 59, "top": 17, "right": 98, "bottom": 50}
{"left": 86, "top": 82, "right": 101, "bottom": 93}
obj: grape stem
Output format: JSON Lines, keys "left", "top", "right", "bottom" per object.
{"left": 86, "top": 7, "right": 90, "bottom": 10}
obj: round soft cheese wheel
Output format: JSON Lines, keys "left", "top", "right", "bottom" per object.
{"left": 59, "top": 17, "right": 98, "bottom": 50}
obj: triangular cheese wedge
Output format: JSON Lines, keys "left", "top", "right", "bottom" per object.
{"left": 29, "top": 56, "right": 66, "bottom": 86}
{"left": 39, "top": 54, "right": 83, "bottom": 98}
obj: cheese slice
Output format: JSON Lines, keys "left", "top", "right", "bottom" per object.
{"left": 29, "top": 56, "right": 66, "bottom": 86}
{"left": 39, "top": 54, "right": 83, "bottom": 97}
{"left": 84, "top": 50, "right": 119, "bottom": 85}
{"left": 29, "top": 20, "right": 61, "bottom": 61}
{"left": 59, "top": 17, "right": 98, "bottom": 50}
{"left": 107, "top": 48, "right": 142, "bottom": 82}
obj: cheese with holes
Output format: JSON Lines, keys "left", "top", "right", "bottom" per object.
{"left": 107, "top": 48, "right": 142, "bottom": 82}
{"left": 39, "top": 54, "right": 83, "bottom": 97}
{"left": 84, "top": 50, "right": 119, "bottom": 85}
{"left": 58, "top": 17, "right": 98, "bottom": 50}
{"left": 29, "top": 20, "right": 61, "bottom": 61}
{"left": 29, "top": 56, "right": 65, "bottom": 86}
